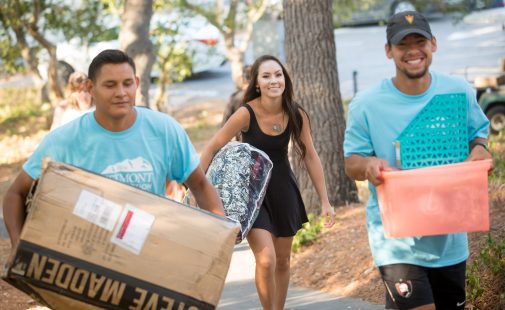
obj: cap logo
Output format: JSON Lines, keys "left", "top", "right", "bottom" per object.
{"left": 405, "top": 15, "right": 414, "bottom": 24}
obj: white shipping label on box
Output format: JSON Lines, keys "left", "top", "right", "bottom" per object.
{"left": 111, "top": 204, "right": 155, "bottom": 255}
{"left": 73, "top": 190, "right": 123, "bottom": 231}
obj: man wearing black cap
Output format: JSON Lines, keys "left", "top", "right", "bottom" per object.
{"left": 343, "top": 11, "right": 492, "bottom": 310}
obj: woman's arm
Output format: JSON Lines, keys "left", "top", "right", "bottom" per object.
{"left": 299, "top": 110, "right": 335, "bottom": 226}
{"left": 200, "top": 106, "right": 250, "bottom": 172}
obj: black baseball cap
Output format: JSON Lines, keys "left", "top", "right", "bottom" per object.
{"left": 386, "top": 11, "right": 432, "bottom": 44}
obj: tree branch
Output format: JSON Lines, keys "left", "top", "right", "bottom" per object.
{"left": 238, "top": 0, "right": 267, "bottom": 53}
{"left": 223, "top": 0, "right": 238, "bottom": 37}
{"left": 179, "top": 0, "right": 224, "bottom": 34}
{"left": 26, "top": 0, "right": 54, "bottom": 51}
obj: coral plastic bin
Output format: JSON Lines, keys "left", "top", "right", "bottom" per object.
{"left": 376, "top": 159, "right": 492, "bottom": 238}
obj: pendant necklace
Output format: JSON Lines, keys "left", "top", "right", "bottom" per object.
{"left": 272, "top": 113, "right": 284, "bottom": 134}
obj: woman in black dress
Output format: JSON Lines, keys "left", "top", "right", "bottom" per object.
{"left": 201, "top": 55, "right": 335, "bottom": 310}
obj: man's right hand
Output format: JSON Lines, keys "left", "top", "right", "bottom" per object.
{"left": 344, "top": 154, "right": 391, "bottom": 186}
{"left": 363, "top": 157, "right": 391, "bottom": 186}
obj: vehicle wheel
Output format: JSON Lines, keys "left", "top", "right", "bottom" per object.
{"left": 392, "top": 1, "right": 416, "bottom": 15}
{"left": 486, "top": 104, "right": 505, "bottom": 134}
{"left": 57, "top": 61, "right": 75, "bottom": 90}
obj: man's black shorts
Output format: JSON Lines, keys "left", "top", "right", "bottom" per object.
{"left": 378, "top": 261, "right": 466, "bottom": 309}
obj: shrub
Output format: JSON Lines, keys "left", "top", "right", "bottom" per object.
{"left": 292, "top": 213, "right": 326, "bottom": 253}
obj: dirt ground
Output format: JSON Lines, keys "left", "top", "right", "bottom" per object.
{"left": 0, "top": 239, "right": 41, "bottom": 310}
{"left": 290, "top": 204, "right": 384, "bottom": 305}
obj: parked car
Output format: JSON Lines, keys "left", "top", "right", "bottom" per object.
{"left": 479, "top": 88, "right": 505, "bottom": 134}
{"left": 475, "top": 60, "right": 505, "bottom": 134}
{"left": 477, "top": 80, "right": 505, "bottom": 134}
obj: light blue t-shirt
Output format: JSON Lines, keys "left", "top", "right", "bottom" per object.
{"left": 343, "top": 71, "right": 489, "bottom": 267}
{"left": 24, "top": 107, "right": 200, "bottom": 197}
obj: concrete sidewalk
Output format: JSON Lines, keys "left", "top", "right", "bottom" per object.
{"left": 219, "top": 242, "right": 384, "bottom": 310}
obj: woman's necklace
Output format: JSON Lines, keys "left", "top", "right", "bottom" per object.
{"left": 272, "top": 113, "right": 284, "bottom": 134}
{"left": 259, "top": 97, "right": 284, "bottom": 134}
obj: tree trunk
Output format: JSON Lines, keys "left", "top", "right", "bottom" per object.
{"left": 12, "top": 26, "right": 42, "bottom": 81}
{"left": 26, "top": 0, "right": 63, "bottom": 104}
{"left": 11, "top": 24, "right": 46, "bottom": 103}
{"left": 27, "top": 29, "right": 63, "bottom": 104}
{"left": 224, "top": 43, "right": 245, "bottom": 90}
{"left": 120, "top": 0, "right": 155, "bottom": 108}
{"left": 283, "top": 0, "right": 358, "bottom": 213}
{"left": 154, "top": 56, "right": 170, "bottom": 113}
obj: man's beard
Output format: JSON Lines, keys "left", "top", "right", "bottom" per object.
{"left": 398, "top": 64, "right": 429, "bottom": 80}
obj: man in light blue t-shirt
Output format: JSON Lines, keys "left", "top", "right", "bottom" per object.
{"left": 3, "top": 49, "right": 225, "bottom": 248}
{"left": 343, "top": 11, "right": 491, "bottom": 310}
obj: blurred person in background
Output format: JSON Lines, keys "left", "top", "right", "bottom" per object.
{"left": 221, "top": 65, "right": 252, "bottom": 140}
{"left": 50, "top": 71, "right": 94, "bottom": 130}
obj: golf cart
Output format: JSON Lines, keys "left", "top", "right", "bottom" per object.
{"left": 474, "top": 58, "right": 505, "bottom": 134}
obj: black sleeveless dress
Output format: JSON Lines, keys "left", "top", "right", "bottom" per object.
{"left": 242, "top": 104, "right": 308, "bottom": 237}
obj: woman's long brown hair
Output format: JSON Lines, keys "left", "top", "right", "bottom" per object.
{"left": 243, "top": 55, "right": 308, "bottom": 159}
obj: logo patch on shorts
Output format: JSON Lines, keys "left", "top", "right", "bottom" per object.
{"left": 395, "top": 280, "right": 413, "bottom": 298}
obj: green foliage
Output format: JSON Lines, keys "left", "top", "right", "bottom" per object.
{"left": 0, "top": 1, "right": 30, "bottom": 75}
{"left": 479, "top": 235, "right": 505, "bottom": 274}
{"left": 89, "top": 26, "right": 119, "bottom": 44}
{"left": 0, "top": 33, "right": 25, "bottom": 75}
{"left": 151, "top": 10, "right": 193, "bottom": 83}
{"left": 37, "top": 0, "right": 111, "bottom": 47}
{"left": 333, "top": 0, "right": 370, "bottom": 22}
{"left": 467, "top": 261, "right": 484, "bottom": 302}
{"left": 489, "top": 134, "right": 505, "bottom": 186}
{"left": 176, "top": 0, "right": 220, "bottom": 27}
{"left": 466, "top": 233, "right": 505, "bottom": 307}
{"left": 0, "top": 0, "right": 110, "bottom": 76}
{"left": 292, "top": 213, "right": 325, "bottom": 253}
{"left": 332, "top": 0, "right": 474, "bottom": 27}
{"left": 332, "top": 0, "right": 385, "bottom": 26}
{"left": 157, "top": 47, "right": 193, "bottom": 83}
{"left": 95, "top": 0, "right": 192, "bottom": 84}
{"left": 466, "top": 133, "right": 505, "bottom": 308}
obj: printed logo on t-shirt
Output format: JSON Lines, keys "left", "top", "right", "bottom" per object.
{"left": 101, "top": 157, "right": 154, "bottom": 192}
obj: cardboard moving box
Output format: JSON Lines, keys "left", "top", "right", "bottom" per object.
{"left": 2, "top": 160, "right": 240, "bottom": 310}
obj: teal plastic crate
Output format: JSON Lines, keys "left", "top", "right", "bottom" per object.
{"left": 395, "top": 93, "right": 468, "bottom": 169}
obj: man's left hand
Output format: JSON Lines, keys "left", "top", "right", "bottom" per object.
{"left": 466, "top": 144, "right": 493, "bottom": 173}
